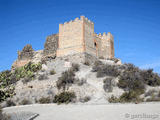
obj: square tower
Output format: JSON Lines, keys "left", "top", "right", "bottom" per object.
{"left": 56, "top": 16, "right": 96, "bottom": 57}
{"left": 57, "top": 16, "right": 84, "bottom": 56}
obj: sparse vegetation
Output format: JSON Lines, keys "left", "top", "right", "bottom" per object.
{"left": 38, "top": 74, "right": 48, "bottom": 80}
{"left": 39, "top": 97, "right": 51, "bottom": 104}
{"left": 0, "top": 62, "right": 42, "bottom": 89}
{"left": 84, "top": 60, "right": 90, "bottom": 66}
{"left": 19, "top": 99, "right": 31, "bottom": 105}
{"left": 53, "top": 91, "right": 76, "bottom": 104}
{"left": 158, "top": 91, "right": 160, "bottom": 97}
{"left": 118, "top": 64, "right": 160, "bottom": 93}
{"left": 6, "top": 99, "right": 16, "bottom": 107}
{"left": 50, "top": 69, "right": 56, "bottom": 75}
{"left": 119, "top": 91, "right": 143, "bottom": 103}
{"left": 0, "top": 87, "right": 15, "bottom": 103}
{"left": 140, "top": 69, "right": 160, "bottom": 86}
{"left": 71, "top": 63, "right": 80, "bottom": 72}
{"left": 92, "top": 61, "right": 119, "bottom": 77}
{"left": 145, "top": 89, "right": 156, "bottom": 97}
{"left": 77, "top": 78, "right": 87, "bottom": 86}
{"left": 80, "top": 96, "right": 91, "bottom": 103}
{"left": 56, "top": 69, "right": 76, "bottom": 90}
{"left": 146, "top": 96, "right": 160, "bottom": 102}
{"left": 108, "top": 95, "right": 120, "bottom": 103}
{"left": 103, "top": 77, "right": 113, "bottom": 92}
{"left": 108, "top": 91, "right": 143, "bottom": 103}
{"left": 118, "top": 64, "right": 145, "bottom": 93}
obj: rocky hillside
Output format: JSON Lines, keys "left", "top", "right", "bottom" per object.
{"left": 1, "top": 49, "right": 160, "bottom": 108}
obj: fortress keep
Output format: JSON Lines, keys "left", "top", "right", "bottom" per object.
{"left": 12, "top": 16, "right": 115, "bottom": 69}
{"left": 56, "top": 16, "right": 114, "bottom": 59}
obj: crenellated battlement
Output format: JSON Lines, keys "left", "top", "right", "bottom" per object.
{"left": 59, "top": 16, "right": 94, "bottom": 27}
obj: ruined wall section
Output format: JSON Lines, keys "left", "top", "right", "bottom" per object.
{"left": 43, "top": 34, "right": 58, "bottom": 58}
{"left": 83, "top": 17, "right": 96, "bottom": 56}
{"left": 57, "top": 17, "right": 84, "bottom": 57}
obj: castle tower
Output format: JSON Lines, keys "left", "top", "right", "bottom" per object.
{"left": 100, "top": 32, "right": 114, "bottom": 59}
{"left": 56, "top": 16, "right": 96, "bottom": 57}
{"left": 56, "top": 16, "right": 114, "bottom": 59}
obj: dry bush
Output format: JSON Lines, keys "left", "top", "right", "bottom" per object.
{"left": 56, "top": 69, "right": 76, "bottom": 90}
{"left": 6, "top": 100, "right": 16, "bottom": 107}
{"left": 80, "top": 96, "right": 91, "bottom": 103}
{"left": 71, "top": 63, "right": 80, "bottom": 72}
{"left": 140, "top": 69, "right": 160, "bottom": 86}
{"left": 38, "top": 74, "right": 48, "bottom": 80}
{"left": 84, "top": 61, "right": 90, "bottom": 66}
{"left": 92, "top": 61, "right": 120, "bottom": 78}
{"left": 118, "top": 64, "right": 145, "bottom": 93}
{"left": 145, "top": 89, "right": 156, "bottom": 97}
{"left": 53, "top": 91, "right": 76, "bottom": 104}
{"left": 108, "top": 91, "right": 143, "bottom": 103}
{"left": 19, "top": 99, "right": 31, "bottom": 105}
{"left": 103, "top": 77, "right": 113, "bottom": 92}
{"left": 38, "top": 97, "right": 51, "bottom": 104}
{"left": 50, "top": 69, "right": 56, "bottom": 75}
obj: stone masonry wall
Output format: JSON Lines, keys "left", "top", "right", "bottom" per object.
{"left": 57, "top": 17, "right": 84, "bottom": 57}
{"left": 83, "top": 17, "right": 96, "bottom": 57}
{"left": 43, "top": 34, "right": 58, "bottom": 57}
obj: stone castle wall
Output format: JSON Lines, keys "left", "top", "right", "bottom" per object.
{"left": 83, "top": 17, "right": 96, "bottom": 57}
{"left": 43, "top": 34, "right": 58, "bottom": 57}
{"left": 13, "top": 16, "right": 115, "bottom": 69}
{"left": 56, "top": 16, "right": 114, "bottom": 59}
{"left": 57, "top": 17, "right": 84, "bottom": 56}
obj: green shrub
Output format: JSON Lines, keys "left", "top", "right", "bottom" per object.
{"left": 39, "top": 97, "right": 51, "bottom": 104}
{"left": 0, "top": 62, "right": 40, "bottom": 87}
{"left": 71, "top": 63, "right": 80, "bottom": 72}
{"left": 56, "top": 69, "right": 76, "bottom": 90}
{"left": 103, "top": 77, "right": 113, "bottom": 92}
{"left": 0, "top": 87, "right": 15, "bottom": 103}
{"left": 50, "top": 69, "right": 56, "bottom": 75}
{"left": 53, "top": 91, "right": 76, "bottom": 104}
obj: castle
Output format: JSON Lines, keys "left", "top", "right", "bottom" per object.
{"left": 12, "top": 16, "right": 115, "bottom": 69}
{"left": 56, "top": 16, "right": 114, "bottom": 59}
